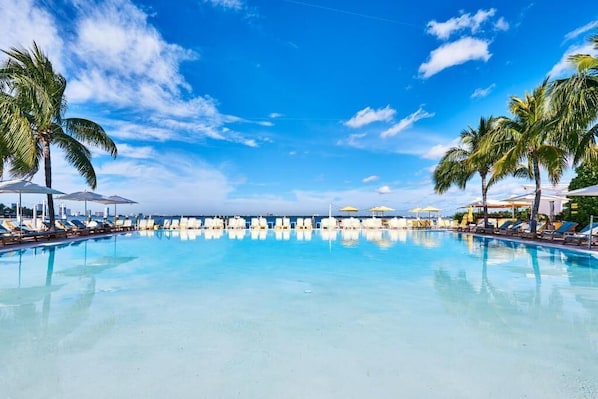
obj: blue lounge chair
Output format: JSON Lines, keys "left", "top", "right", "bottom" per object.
{"left": 491, "top": 220, "right": 513, "bottom": 234}
{"left": 540, "top": 221, "right": 579, "bottom": 241}
{"left": 496, "top": 220, "right": 524, "bottom": 235}
{"left": 563, "top": 222, "right": 598, "bottom": 246}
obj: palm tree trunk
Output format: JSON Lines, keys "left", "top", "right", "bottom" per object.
{"left": 530, "top": 157, "right": 542, "bottom": 233}
{"left": 43, "top": 139, "right": 56, "bottom": 231}
{"left": 481, "top": 173, "right": 489, "bottom": 228}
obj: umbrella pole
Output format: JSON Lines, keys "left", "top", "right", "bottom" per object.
{"left": 589, "top": 215, "right": 594, "bottom": 250}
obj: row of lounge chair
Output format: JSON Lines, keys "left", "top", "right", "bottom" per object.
{"left": 0, "top": 217, "right": 136, "bottom": 246}
{"left": 458, "top": 217, "right": 598, "bottom": 246}
{"left": 146, "top": 216, "right": 449, "bottom": 231}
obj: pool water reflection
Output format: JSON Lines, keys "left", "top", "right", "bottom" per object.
{"left": 0, "top": 231, "right": 597, "bottom": 398}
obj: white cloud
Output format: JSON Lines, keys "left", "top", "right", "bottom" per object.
{"left": 380, "top": 107, "right": 435, "bottom": 138}
{"left": 115, "top": 143, "right": 157, "bottom": 159}
{"left": 426, "top": 9, "right": 497, "bottom": 40}
{"left": 345, "top": 105, "right": 396, "bottom": 128}
{"left": 548, "top": 43, "right": 597, "bottom": 78}
{"left": 377, "top": 185, "right": 391, "bottom": 194}
{"left": 53, "top": 0, "right": 259, "bottom": 148}
{"left": 0, "top": 0, "right": 64, "bottom": 71}
{"left": 337, "top": 132, "right": 367, "bottom": 148}
{"left": 362, "top": 175, "right": 379, "bottom": 183}
{"left": 269, "top": 112, "right": 283, "bottom": 119}
{"left": 494, "top": 17, "right": 509, "bottom": 31}
{"left": 419, "top": 37, "right": 491, "bottom": 78}
{"left": 203, "top": 0, "right": 244, "bottom": 11}
{"left": 471, "top": 83, "right": 496, "bottom": 98}
{"left": 564, "top": 20, "right": 598, "bottom": 42}
{"left": 421, "top": 137, "right": 461, "bottom": 160}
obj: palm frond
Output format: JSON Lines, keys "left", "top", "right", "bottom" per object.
{"left": 64, "top": 118, "right": 118, "bottom": 157}
{"left": 53, "top": 132, "right": 97, "bottom": 189}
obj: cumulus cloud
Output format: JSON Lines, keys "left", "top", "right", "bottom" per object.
{"left": 380, "top": 107, "right": 435, "bottom": 138}
{"left": 419, "top": 37, "right": 491, "bottom": 78}
{"left": 345, "top": 105, "right": 396, "bottom": 128}
{"left": 53, "top": 0, "right": 260, "bottom": 147}
{"left": 0, "top": 0, "right": 64, "bottom": 71}
{"left": 494, "top": 17, "right": 509, "bottom": 31}
{"left": 362, "top": 175, "right": 379, "bottom": 183}
{"left": 421, "top": 137, "right": 461, "bottom": 160}
{"left": 426, "top": 9, "right": 498, "bottom": 40}
{"left": 377, "top": 185, "right": 391, "bottom": 194}
{"left": 471, "top": 83, "right": 496, "bottom": 98}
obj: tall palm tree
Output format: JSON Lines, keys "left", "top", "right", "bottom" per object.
{"left": 550, "top": 30, "right": 598, "bottom": 166}
{"left": 433, "top": 116, "right": 503, "bottom": 228}
{"left": 484, "top": 79, "right": 566, "bottom": 233}
{"left": 0, "top": 42, "right": 117, "bottom": 228}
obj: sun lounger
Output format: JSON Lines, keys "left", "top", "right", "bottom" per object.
{"left": 274, "top": 218, "right": 283, "bottom": 229}
{"left": 456, "top": 218, "right": 469, "bottom": 231}
{"left": 303, "top": 218, "right": 313, "bottom": 230}
{"left": 540, "top": 221, "right": 579, "bottom": 241}
{"left": 494, "top": 220, "right": 524, "bottom": 235}
{"left": 282, "top": 217, "right": 291, "bottom": 230}
{"left": 320, "top": 217, "right": 337, "bottom": 229}
{"left": 179, "top": 217, "right": 189, "bottom": 229}
{"left": 341, "top": 217, "right": 360, "bottom": 229}
{"left": 258, "top": 217, "right": 268, "bottom": 230}
{"left": 516, "top": 222, "right": 546, "bottom": 239}
{"left": 489, "top": 220, "right": 513, "bottom": 234}
{"left": 563, "top": 222, "right": 598, "bottom": 246}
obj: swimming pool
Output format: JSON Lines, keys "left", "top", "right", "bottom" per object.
{"left": 1, "top": 230, "right": 597, "bottom": 398}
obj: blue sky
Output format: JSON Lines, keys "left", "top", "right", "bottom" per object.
{"left": 1, "top": 0, "right": 597, "bottom": 216}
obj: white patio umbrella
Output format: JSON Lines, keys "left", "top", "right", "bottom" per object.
{"left": 503, "top": 193, "right": 568, "bottom": 219}
{"left": 565, "top": 184, "right": 598, "bottom": 196}
{"left": 565, "top": 184, "right": 598, "bottom": 248}
{"left": 97, "top": 195, "right": 138, "bottom": 218}
{"left": 0, "top": 179, "right": 65, "bottom": 230}
{"left": 56, "top": 191, "right": 108, "bottom": 219}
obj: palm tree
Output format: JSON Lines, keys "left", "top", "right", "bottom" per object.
{"left": 550, "top": 30, "right": 598, "bottom": 166}
{"left": 433, "top": 116, "right": 503, "bottom": 228}
{"left": 484, "top": 79, "right": 567, "bottom": 233}
{"left": 0, "top": 42, "right": 117, "bottom": 229}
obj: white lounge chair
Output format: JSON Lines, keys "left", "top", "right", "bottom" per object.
{"left": 274, "top": 218, "right": 283, "bottom": 229}
{"left": 179, "top": 217, "right": 189, "bottom": 229}
{"left": 303, "top": 218, "right": 313, "bottom": 230}
{"left": 258, "top": 217, "right": 268, "bottom": 230}
{"left": 282, "top": 217, "right": 291, "bottom": 230}
{"left": 320, "top": 217, "right": 337, "bottom": 229}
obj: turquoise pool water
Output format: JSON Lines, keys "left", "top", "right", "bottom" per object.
{"left": 1, "top": 230, "right": 597, "bottom": 398}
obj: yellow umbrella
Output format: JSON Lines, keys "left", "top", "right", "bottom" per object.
{"left": 339, "top": 206, "right": 359, "bottom": 214}
{"left": 369, "top": 205, "right": 395, "bottom": 216}
{"left": 421, "top": 205, "right": 441, "bottom": 219}
{"left": 409, "top": 207, "right": 423, "bottom": 218}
